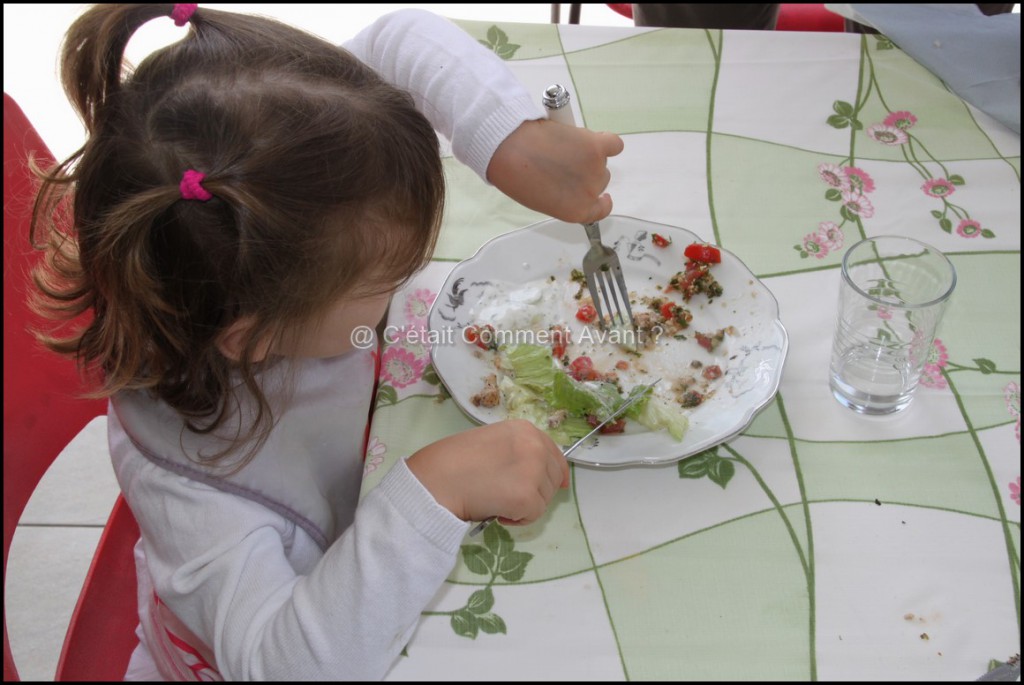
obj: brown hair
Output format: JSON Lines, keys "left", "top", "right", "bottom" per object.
{"left": 30, "top": 4, "right": 444, "bottom": 465}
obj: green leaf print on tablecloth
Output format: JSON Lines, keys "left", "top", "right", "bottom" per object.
{"left": 477, "top": 25, "right": 521, "bottom": 60}
{"left": 452, "top": 20, "right": 564, "bottom": 61}
{"left": 428, "top": 513, "right": 598, "bottom": 639}
{"left": 424, "top": 525, "right": 527, "bottom": 639}
{"left": 447, "top": 478, "right": 588, "bottom": 585}
{"left": 677, "top": 445, "right": 735, "bottom": 489}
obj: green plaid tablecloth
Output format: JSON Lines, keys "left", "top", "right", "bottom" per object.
{"left": 361, "top": 21, "right": 1020, "bottom": 680}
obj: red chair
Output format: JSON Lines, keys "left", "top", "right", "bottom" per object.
{"left": 3, "top": 92, "right": 140, "bottom": 681}
{"left": 557, "top": 3, "right": 844, "bottom": 32}
{"left": 776, "top": 4, "right": 845, "bottom": 32}
{"left": 606, "top": 3, "right": 632, "bottom": 20}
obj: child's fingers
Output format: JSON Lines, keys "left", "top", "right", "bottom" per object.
{"left": 598, "top": 131, "right": 625, "bottom": 157}
{"left": 580, "top": 193, "right": 614, "bottom": 225}
{"left": 545, "top": 445, "right": 570, "bottom": 491}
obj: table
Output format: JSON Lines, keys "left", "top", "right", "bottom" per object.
{"left": 360, "top": 19, "right": 1021, "bottom": 680}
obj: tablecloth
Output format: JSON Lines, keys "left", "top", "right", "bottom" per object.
{"left": 360, "top": 20, "right": 1021, "bottom": 680}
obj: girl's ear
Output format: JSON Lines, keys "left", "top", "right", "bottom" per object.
{"left": 216, "top": 316, "right": 273, "bottom": 363}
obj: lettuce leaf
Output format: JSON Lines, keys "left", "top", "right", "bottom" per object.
{"left": 498, "top": 375, "right": 591, "bottom": 443}
{"left": 501, "top": 344, "right": 557, "bottom": 392}
{"left": 632, "top": 394, "right": 689, "bottom": 441}
{"left": 495, "top": 343, "right": 687, "bottom": 443}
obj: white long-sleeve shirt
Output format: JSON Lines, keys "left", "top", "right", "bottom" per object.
{"left": 113, "top": 9, "right": 545, "bottom": 680}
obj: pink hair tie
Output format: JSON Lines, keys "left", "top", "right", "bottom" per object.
{"left": 171, "top": 4, "right": 198, "bottom": 27}
{"left": 179, "top": 170, "right": 213, "bottom": 202}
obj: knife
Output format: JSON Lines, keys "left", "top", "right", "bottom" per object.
{"left": 468, "top": 379, "right": 661, "bottom": 537}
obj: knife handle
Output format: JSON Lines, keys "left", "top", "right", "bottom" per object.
{"left": 542, "top": 83, "right": 577, "bottom": 127}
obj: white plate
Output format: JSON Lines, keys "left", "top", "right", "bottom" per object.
{"left": 427, "top": 215, "right": 788, "bottom": 467}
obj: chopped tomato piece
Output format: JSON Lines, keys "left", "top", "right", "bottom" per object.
{"left": 465, "top": 324, "right": 496, "bottom": 350}
{"left": 600, "top": 418, "right": 626, "bottom": 434}
{"left": 695, "top": 331, "right": 714, "bottom": 352}
{"left": 660, "top": 301, "right": 677, "bottom": 320}
{"left": 569, "top": 356, "right": 601, "bottom": 382}
{"left": 666, "top": 263, "right": 703, "bottom": 296}
{"left": 652, "top": 233, "right": 672, "bottom": 248}
{"left": 550, "top": 326, "right": 569, "bottom": 359}
{"left": 684, "top": 243, "right": 722, "bottom": 264}
{"left": 586, "top": 414, "right": 627, "bottom": 434}
{"left": 576, "top": 304, "right": 598, "bottom": 323}
{"left": 702, "top": 364, "right": 722, "bottom": 380}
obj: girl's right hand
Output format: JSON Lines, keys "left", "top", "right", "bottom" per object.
{"left": 486, "top": 119, "right": 624, "bottom": 226}
{"left": 406, "top": 420, "right": 570, "bottom": 526}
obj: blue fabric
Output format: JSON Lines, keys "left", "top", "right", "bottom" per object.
{"left": 830, "top": 4, "right": 1020, "bottom": 133}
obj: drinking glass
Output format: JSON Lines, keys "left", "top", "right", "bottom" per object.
{"left": 829, "top": 236, "right": 956, "bottom": 414}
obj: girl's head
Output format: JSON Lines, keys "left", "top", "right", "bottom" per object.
{"left": 31, "top": 4, "right": 444, "bottom": 459}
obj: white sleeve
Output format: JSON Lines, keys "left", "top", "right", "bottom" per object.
{"left": 343, "top": 8, "right": 546, "bottom": 182}
{"left": 124, "top": 455, "right": 469, "bottom": 680}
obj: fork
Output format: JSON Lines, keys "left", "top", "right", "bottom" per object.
{"left": 582, "top": 222, "right": 635, "bottom": 331}
{"left": 542, "top": 84, "right": 635, "bottom": 332}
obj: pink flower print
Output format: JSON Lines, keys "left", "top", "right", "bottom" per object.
{"left": 841, "top": 189, "right": 875, "bottom": 218}
{"left": 818, "top": 163, "right": 851, "bottom": 191}
{"left": 818, "top": 222, "right": 845, "bottom": 251}
{"left": 801, "top": 231, "right": 829, "bottom": 259}
{"left": 926, "top": 338, "right": 949, "bottom": 367}
{"left": 1005, "top": 381, "right": 1020, "bottom": 442}
{"left": 391, "top": 329, "right": 431, "bottom": 361}
{"left": 380, "top": 345, "right": 426, "bottom": 388}
{"left": 922, "top": 178, "right": 956, "bottom": 198}
{"left": 918, "top": 338, "right": 949, "bottom": 389}
{"left": 1010, "top": 476, "right": 1021, "bottom": 506}
{"left": 1005, "top": 381, "right": 1020, "bottom": 418}
{"left": 883, "top": 110, "right": 918, "bottom": 131}
{"left": 866, "top": 123, "right": 908, "bottom": 146}
{"left": 876, "top": 306, "right": 893, "bottom": 320}
{"left": 955, "top": 219, "right": 982, "bottom": 238}
{"left": 843, "top": 166, "right": 875, "bottom": 194}
{"left": 364, "top": 436, "right": 387, "bottom": 475}
{"left": 919, "top": 364, "right": 947, "bottom": 389}
{"left": 404, "top": 288, "right": 436, "bottom": 327}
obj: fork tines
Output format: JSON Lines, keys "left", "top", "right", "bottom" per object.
{"left": 586, "top": 264, "right": 634, "bottom": 331}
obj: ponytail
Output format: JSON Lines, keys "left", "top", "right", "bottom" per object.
{"left": 61, "top": 4, "right": 186, "bottom": 133}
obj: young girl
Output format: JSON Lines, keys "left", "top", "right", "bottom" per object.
{"left": 29, "top": 4, "right": 623, "bottom": 680}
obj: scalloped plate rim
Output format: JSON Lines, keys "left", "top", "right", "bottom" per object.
{"left": 427, "top": 214, "right": 789, "bottom": 467}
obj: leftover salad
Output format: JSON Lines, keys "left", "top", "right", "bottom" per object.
{"left": 464, "top": 242, "right": 732, "bottom": 445}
